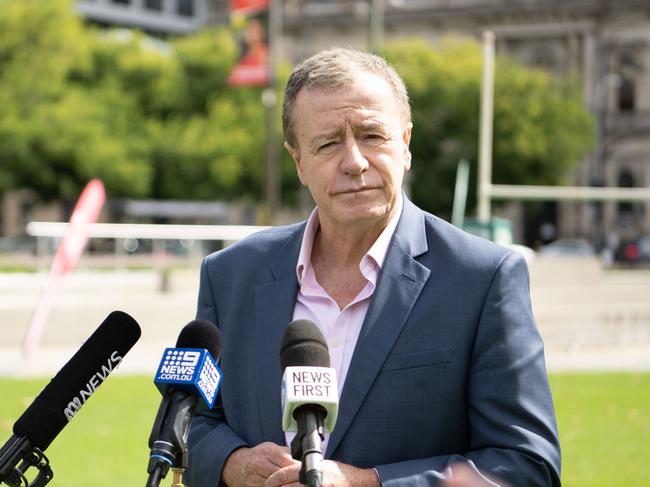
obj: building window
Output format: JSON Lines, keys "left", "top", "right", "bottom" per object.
{"left": 111, "top": 0, "right": 130, "bottom": 5}
{"left": 145, "top": 0, "right": 163, "bottom": 11}
{"left": 617, "top": 169, "right": 636, "bottom": 216}
{"left": 618, "top": 77, "right": 636, "bottom": 112}
{"left": 615, "top": 50, "right": 640, "bottom": 113}
{"left": 177, "top": 0, "right": 194, "bottom": 17}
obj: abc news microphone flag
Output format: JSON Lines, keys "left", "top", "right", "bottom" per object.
{"left": 1, "top": 311, "right": 141, "bottom": 486}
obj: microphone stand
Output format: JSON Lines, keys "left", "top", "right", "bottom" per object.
{"left": 171, "top": 468, "right": 185, "bottom": 487}
{"left": 290, "top": 406, "right": 326, "bottom": 487}
{"left": 146, "top": 391, "right": 196, "bottom": 487}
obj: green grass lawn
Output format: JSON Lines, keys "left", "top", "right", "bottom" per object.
{"left": 1, "top": 373, "right": 649, "bottom": 486}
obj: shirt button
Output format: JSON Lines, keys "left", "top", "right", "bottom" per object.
{"left": 331, "top": 338, "right": 343, "bottom": 348}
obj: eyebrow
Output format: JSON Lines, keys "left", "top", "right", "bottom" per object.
{"left": 308, "top": 120, "right": 391, "bottom": 149}
{"left": 354, "top": 121, "right": 387, "bottom": 132}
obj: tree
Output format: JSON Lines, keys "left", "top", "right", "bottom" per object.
{"left": 385, "top": 38, "right": 594, "bottom": 217}
{"left": 0, "top": 0, "right": 151, "bottom": 201}
{"left": 0, "top": 0, "right": 274, "bottom": 206}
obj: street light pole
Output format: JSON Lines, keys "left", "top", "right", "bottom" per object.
{"left": 263, "top": 0, "right": 283, "bottom": 225}
{"left": 368, "top": 0, "right": 384, "bottom": 54}
{"left": 477, "top": 31, "right": 495, "bottom": 224}
{"left": 592, "top": 70, "right": 621, "bottom": 250}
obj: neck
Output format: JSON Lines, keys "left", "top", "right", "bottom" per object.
{"left": 314, "top": 213, "right": 391, "bottom": 269}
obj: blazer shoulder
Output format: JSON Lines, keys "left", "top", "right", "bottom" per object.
{"left": 203, "top": 221, "right": 305, "bottom": 268}
{"left": 421, "top": 211, "right": 519, "bottom": 270}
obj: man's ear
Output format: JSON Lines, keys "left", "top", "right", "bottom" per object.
{"left": 403, "top": 122, "right": 413, "bottom": 171}
{"left": 284, "top": 141, "right": 306, "bottom": 186}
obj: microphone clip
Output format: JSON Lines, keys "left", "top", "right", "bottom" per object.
{"left": 0, "top": 436, "right": 53, "bottom": 487}
{"left": 146, "top": 390, "right": 196, "bottom": 487}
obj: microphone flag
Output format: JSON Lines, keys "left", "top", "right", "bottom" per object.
{"left": 154, "top": 348, "right": 222, "bottom": 410}
{"left": 281, "top": 366, "right": 338, "bottom": 433}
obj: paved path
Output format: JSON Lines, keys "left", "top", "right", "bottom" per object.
{"left": 1, "top": 259, "right": 649, "bottom": 377}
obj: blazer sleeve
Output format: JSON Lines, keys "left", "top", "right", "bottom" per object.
{"left": 185, "top": 257, "right": 248, "bottom": 487}
{"left": 375, "top": 252, "right": 561, "bottom": 487}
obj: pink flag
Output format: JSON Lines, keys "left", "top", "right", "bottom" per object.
{"left": 23, "top": 179, "right": 106, "bottom": 358}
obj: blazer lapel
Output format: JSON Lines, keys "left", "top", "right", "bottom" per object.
{"left": 326, "top": 198, "right": 431, "bottom": 457}
{"left": 254, "top": 226, "right": 304, "bottom": 444}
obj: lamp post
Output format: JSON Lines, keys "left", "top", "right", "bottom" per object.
{"left": 591, "top": 72, "right": 621, "bottom": 250}
{"left": 593, "top": 73, "right": 622, "bottom": 188}
{"left": 263, "top": 0, "right": 283, "bottom": 225}
{"left": 368, "top": 0, "right": 384, "bottom": 54}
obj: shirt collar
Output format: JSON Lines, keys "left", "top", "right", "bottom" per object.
{"left": 295, "top": 194, "right": 403, "bottom": 285}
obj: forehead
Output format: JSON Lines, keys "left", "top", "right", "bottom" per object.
{"left": 292, "top": 71, "right": 403, "bottom": 135}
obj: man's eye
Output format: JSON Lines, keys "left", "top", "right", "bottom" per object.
{"left": 363, "top": 134, "right": 385, "bottom": 144}
{"left": 318, "top": 141, "right": 337, "bottom": 151}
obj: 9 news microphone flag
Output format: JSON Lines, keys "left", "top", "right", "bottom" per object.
{"left": 22, "top": 178, "right": 106, "bottom": 358}
{"left": 146, "top": 320, "right": 223, "bottom": 487}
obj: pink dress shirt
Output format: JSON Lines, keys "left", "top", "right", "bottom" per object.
{"left": 285, "top": 196, "right": 403, "bottom": 452}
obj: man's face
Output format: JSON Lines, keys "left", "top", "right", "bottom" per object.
{"left": 286, "top": 70, "right": 412, "bottom": 230}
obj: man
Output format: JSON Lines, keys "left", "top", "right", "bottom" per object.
{"left": 186, "top": 48, "right": 561, "bottom": 487}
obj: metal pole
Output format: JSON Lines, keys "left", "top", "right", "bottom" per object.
{"left": 263, "top": 0, "right": 282, "bottom": 224}
{"left": 488, "top": 184, "right": 650, "bottom": 202}
{"left": 477, "top": 31, "right": 495, "bottom": 223}
{"left": 368, "top": 0, "right": 384, "bottom": 54}
{"left": 452, "top": 159, "right": 470, "bottom": 228}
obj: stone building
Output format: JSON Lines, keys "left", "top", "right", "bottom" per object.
{"left": 280, "top": 0, "right": 650, "bottom": 248}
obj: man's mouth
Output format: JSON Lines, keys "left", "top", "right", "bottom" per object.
{"left": 336, "top": 187, "right": 378, "bottom": 195}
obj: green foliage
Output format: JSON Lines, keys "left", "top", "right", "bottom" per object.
{"left": 386, "top": 38, "right": 594, "bottom": 217}
{"left": 0, "top": 0, "right": 273, "bottom": 205}
{"left": 0, "top": 0, "right": 151, "bottom": 200}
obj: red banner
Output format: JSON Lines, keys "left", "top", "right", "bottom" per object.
{"left": 23, "top": 179, "right": 106, "bottom": 358}
{"left": 227, "top": 1, "right": 269, "bottom": 86}
{"left": 231, "top": 0, "right": 268, "bottom": 15}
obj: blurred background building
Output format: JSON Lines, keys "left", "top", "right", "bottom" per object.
{"left": 280, "top": 0, "right": 650, "bottom": 250}
{"left": 4, "top": 0, "right": 649, "bottom": 251}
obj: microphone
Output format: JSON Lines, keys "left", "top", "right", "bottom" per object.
{"left": 280, "top": 320, "right": 339, "bottom": 487}
{"left": 146, "top": 319, "right": 222, "bottom": 487}
{"left": 0, "top": 310, "right": 141, "bottom": 487}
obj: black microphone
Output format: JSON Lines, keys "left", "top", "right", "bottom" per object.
{"left": 0, "top": 310, "right": 141, "bottom": 487}
{"left": 146, "top": 319, "right": 223, "bottom": 487}
{"left": 280, "top": 320, "right": 339, "bottom": 487}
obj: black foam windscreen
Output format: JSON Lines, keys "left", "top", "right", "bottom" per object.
{"left": 175, "top": 319, "right": 223, "bottom": 362}
{"left": 13, "top": 311, "right": 141, "bottom": 450}
{"left": 280, "top": 319, "right": 330, "bottom": 370}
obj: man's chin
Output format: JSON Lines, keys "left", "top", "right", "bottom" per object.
{"left": 335, "top": 205, "right": 392, "bottom": 227}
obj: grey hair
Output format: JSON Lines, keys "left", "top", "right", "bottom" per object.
{"left": 282, "top": 47, "right": 411, "bottom": 148}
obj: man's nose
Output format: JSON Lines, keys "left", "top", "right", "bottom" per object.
{"left": 340, "top": 137, "right": 369, "bottom": 176}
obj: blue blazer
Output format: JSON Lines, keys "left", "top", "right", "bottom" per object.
{"left": 186, "top": 197, "right": 561, "bottom": 487}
